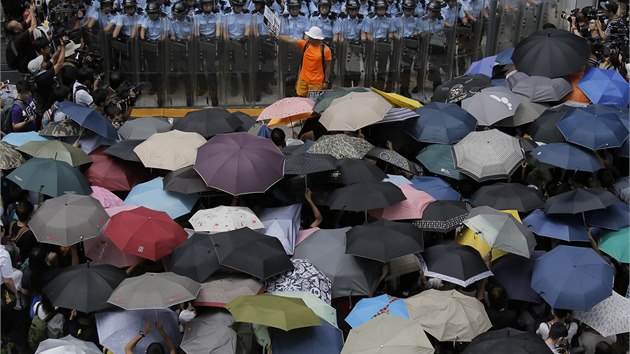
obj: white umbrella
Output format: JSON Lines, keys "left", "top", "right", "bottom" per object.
{"left": 36, "top": 335, "right": 101, "bottom": 354}
{"left": 574, "top": 292, "right": 630, "bottom": 337}
{"left": 189, "top": 206, "right": 264, "bottom": 233}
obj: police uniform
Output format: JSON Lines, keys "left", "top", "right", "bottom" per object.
{"left": 460, "top": 0, "right": 485, "bottom": 19}
{"left": 418, "top": 14, "right": 445, "bottom": 87}
{"left": 223, "top": 7, "right": 251, "bottom": 98}
{"left": 89, "top": 9, "right": 117, "bottom": 29}
{"left": 310, "top": 12, "right": 335, "bottom": 40}
{"left": 142, "top": 15, "right": 169, "bottom": 40}
{"left": 161, "top": 3, "right": 173, "bottom": 17}
{"left": 440, "top": 3, "right": 464, "bottom": 26}
{"left": 280, "top": 12, "right": 309, "bottom": 95}
{"left": 112, "top": 9, "right": 142, "bottom": 73}
{"left": 251, "top": 3, "right": 278, "bottom": 100}
{"left": 364, "top": 12, "right": 397, "bottom": 90}
{"left": 113, "top": 11, "right": 142, "bottom": 37}
{"left": 169, "top": 12, "right": 195, "bottom": 104}
{"left": 140, "top": 14, "right": 168, "bottom": 104}
{"left": 397, "top": 11, "right": 419, "bottom": 96}
{"left": 415, "top": 0, "right": 426, "bottom": 16}
{"left": 387, "top": 1, "right": 400, "bottom": 16}
{"left": 334, "top": 11, "right": 365, "bottom": 86}
{"left": 330, "top": 0, "right": 343, "bottom": 14}
{"left": 195, "top": 7, "right": 221, "bottom": 105}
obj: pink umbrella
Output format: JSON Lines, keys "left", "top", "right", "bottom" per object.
{"left": 90, "top": 186, "right": 124, "bottom": 208}
{"left": 256, "top": 97, "right": 315, "bottom": 127}
{"left": 296, "top": 227, "right": 320, "bottom": 247}
{"left": 370, "top": 184, "right": 436, "bottom": 220}
{"left": 84, "top": 204, "right": 141, "bottom": 268}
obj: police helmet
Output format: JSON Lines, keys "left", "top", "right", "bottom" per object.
{"left": 402, "top": 0, "right": 415, "bottom": 9}
{"left": 252, "top": 0, "right": 265, "bottom": 4}
{"left": 318, "top": 0, "right": 331, "bottom": 8}
{"left": 287, "top": 0, "right": 301, "bottom": 8}
{"left": 231, "top": 0, "right": 246, "bottom": 6}
{"left": 100, "top": 0, "right": 114, "bottom": 6}
{"left": 172, "top": 1, "right": 187, "bottom": 14}
{"left": 374, "top": 0, "right": 387, "bottom": 8}
{"left": 200, "top": 0, "right": 214, "bottom": 4}
{"left": 345, "top": 0, "right": 360, "bottom": 9}
{"left": 427, "top": 0, "right": 441, "bottom": 11}
{"left": 122, "top": 0, "right": 137, "bottom": 7}
{"left": 146, "top": 1, "right": 160, "bottom": 13}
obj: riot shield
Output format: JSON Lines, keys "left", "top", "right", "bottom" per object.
{"left": 136, "top": 38, "right": 165, "bottom": 107}
{"left": 398, "top": 36, "right": 420, "bottom": 97}
{"left": 194, "top": 34, "right": 221, "bottom": 107}
{"left": 363, "top": 38, "right": 376, "bottom": 87}
{"left": 338, "top": 39, "right": 366, "bottom": 88}
{"left": 492, "top": 0, "right": 524, "bottom": 52}
{"left": 219, "top": 19, "right": 254, "bottom": 106}
{"left": 251, "top": 21, "right": 281, "bottom": 105}
{"left": 424, "top": 29, "right": 449, "bottom": 98}
{"left": 164, "top": 38, "right": 195, "bottom": 107}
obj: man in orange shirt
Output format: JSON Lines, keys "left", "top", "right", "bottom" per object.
{"left": 279, "top": 26, "right": 333, "bottom": 97}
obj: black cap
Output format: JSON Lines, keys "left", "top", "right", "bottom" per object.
{"left": 600, "top": 0, "right": 618, "bottom": 13}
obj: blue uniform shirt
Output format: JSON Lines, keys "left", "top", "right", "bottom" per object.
{"left": 364, "top": 14, "right": 396, "bottom": 39}
{"left": 441, "top": 4, "right": 464, "bottom": 24}
{"left": 161, "top": 4, "right": 173, "bottom": 17}
{"left": 461, "top": 0, "right": 485, "bottom": 18}
{"left": 309, "top": 14, "right": 335, "bottom": 39}
{"left": 142, "top": 16, "right": 168, "bottom": 40}
{"left": 90, "top": 10, "right": 117, "bottom": 28}
{"left": 333, "top": 14, "right": 363, "bottom": 40}
{"left": 251, "top": 8, "right": 270, "bottom": 35}
{"left": 195, "top": 11, "right": 220, "bottom": 36}
{"left": 280, "top": 13, "right": 309, "bottom": 39}
{"left": 397, "top": 13, "right": 418, "bottom": 37}
{"left": 114, "top": 12, "right": 142, "bottom": 36}
{"left": 415, "top": 1, "right": 426, "bottom": 16}
{"left": 387, "top": 2, "right": 400, "bottom": 16}
{"left": 417, "top": 15, "right": 443, "bottom": 33}
{"left": 223, "top": 10, "right": 250, "bottom": 39}
{"left": 170, "top": 16, "right": 194, "bottom": 39}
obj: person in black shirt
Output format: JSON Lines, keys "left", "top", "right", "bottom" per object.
{"left": 5, "top": 4, "right": 38, "bottom": 73}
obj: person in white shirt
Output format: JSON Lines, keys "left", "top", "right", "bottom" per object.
{"left": 72, "top": 68, "right": 101, "bottom": 107}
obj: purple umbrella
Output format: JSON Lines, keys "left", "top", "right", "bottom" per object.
{"left": 258, "top": 204, "right": 302, "bottom": 255}
{"left": 194, "top": 132, "right": 285, "bottom": 195}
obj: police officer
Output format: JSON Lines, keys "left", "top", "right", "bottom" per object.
{"left": 329, "top": 0, "right": 343, "bottom": 14}
{"left": 364, "top": 0, "right": 397, "bottom": 91}
{"left": 334, "top": 0, "right": 364, "bottom": 86}
{"left": 223, "top": 0, "right": 251, "bottom": 99}
{"left": 185, "top": 0, "right": 200, "bottom": 15}
{"left": 251, "top": 0, "right": 277, "bottom": 99}
{"left": 396, "top": 0, "right": 419, "bottom": 97}
{"left": 169, "top": 1, "right": 195, "bottom": 105}
{"left": 195, "top": 0, "right": 221, "bottom": 105}
{"left": 418, "top": 1, "right": 445, "bottom": 89}
{"left": 387, "top": 0, "right": 401, "bottom": 16}
{"left": 310, "top": 0, "right": 335, "bottom": 41}
{"left": 280, "top": 0, "right": 309, "bottom": 95}
{"left": 112, "top": 0, "right": 142, "bottom": 72}
{"left": 140, "top": 1, "right": 168, "bottom": 105}
{"left": 343, "top": 0, "right": 370, "bottom": 16}
{"left": 87, "top": 0, "right": 117, "bottom": 31}
{"left": 415, "top": 0, "right": 426, "bottom": 16}
{"left": 441, "top": 0, "right": 463, "bottom": 28}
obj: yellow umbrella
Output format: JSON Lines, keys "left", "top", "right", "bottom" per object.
{"left": 455, "top": 210, "right": 522, "bottom": 262}
{"left": 371, "top": 87, "right": 423, "bottom": 110}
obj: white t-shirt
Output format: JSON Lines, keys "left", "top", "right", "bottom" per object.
{"left": 0, "top": 245, "right": 14, "bottom": 283}
{"left": 72, "top": 81, "right": 94, "bottom": 107}
{"left": 537, "top": 321, "right": 578, "bottom": 344}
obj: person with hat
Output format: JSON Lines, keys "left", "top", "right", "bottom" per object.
{"left": 278, "top": 25, "right": 332, "bottom": 97}
{"left": 333, "top": 0, "right": 366, "bottom": 86}
{"left": 139, "top": 1, "right": 168, "bottom": 106}
{"left": 363, "top": 0, "right": 398, "bottom": 91}
{"left": 194, "top": 0, "right": 221, "bottom": 106}
{"left": 28, "top": 37, "right": 67, "bottom": 120}
{"left": 4, "top": 3, "right": 38, "bottom": 74}
{"left": 310, "top": 0, "right": 336, "bottom": 41}
{"left": 595, "top": 0, "right": 628, "bottom": 53}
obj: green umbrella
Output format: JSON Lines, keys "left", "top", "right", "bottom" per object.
{"left": 598, "top": 227, "right": 629, "bottom": 263}
{"left": 313, "top": 87, "right": 370, "bottom": 114}
{"left": 6, "top": 158, "right": 92, "bottom": 197}
{"left": 272, "top": 291, "right": 337, "bottom": 327}
{"left": 416, "top": 144, "right": 463, "bottom": 180}
{"left": 17, "top": 140, "right": 92, "bottom": 167}
{"left": 225, "top": 294, "right": 322, "bottom": 331}
{"left": 0, "top": 141, "right": 24, "bottom": 170}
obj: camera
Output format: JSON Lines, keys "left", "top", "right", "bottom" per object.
{"left": 560, "top": 8, "right": 579, "bottom": 22}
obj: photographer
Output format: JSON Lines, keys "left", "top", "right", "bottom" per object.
{"left": 568, "top": 7, "right": 590, "bottom": 37}
{"left": 595, "top": 1, "right": 628, "bottom": 53}
{"left": 72, "top": 68, "right": 101, "bottom": 106}
{"left": 10, "top": 80, "right": 38, "bottom": 133}
{"left": 5, "top": 3, "right": 38, "bottom": 74}
{"left": 28, "top": 37, "right": 67, "bottom": 117}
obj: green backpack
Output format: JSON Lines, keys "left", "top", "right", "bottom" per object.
{"left": 28, "top": 304, "right": 54, "bottom": 350}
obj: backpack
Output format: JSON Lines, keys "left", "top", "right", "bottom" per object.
{"left": 1, "top": 100, "right": 26, "bottom": 135}
{"left": 28, "top": 304, "right": 55, "bottom": 350}
{"left": 5, "top": 38, "right": 19, "bottom": 70}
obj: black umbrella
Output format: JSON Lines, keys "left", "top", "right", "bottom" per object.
{"left": 337, "top": 159, "right": 387, "bottom": 184}
{"left": 544, "top": 188, "right": 620, "bottom": 214}
{"left": 528, "top": 106, "right": 570, "bottom": 144}
{"left": 421, "top": 242, "right": 492, "bottom": 287}
{"left": 512, "top": 29, "right": 590, "bottom": 78}
{"left": 471, "top": 183, "right": 544, "bottom": 212}
{"left": 432, "top": 74, "right": 492, "bottom": 104}
{"left": 43, "top": 262, "right": 126, "bottom": 313}
{"left": 327, "top": 182, "right": 406, "bottom": 212}
{"left": 345, "top": 219, "right": 424, "bottom": 263}
{"left": 169, "top": 232, "right": 220, "bottom": 283}
{"left": 104, "top": 140, "right": 143, "bottom": 162}
{"left": 232, "top": 111, "right": 256, "bottom": 131}
{"left": 492, "top": 251, "right": 545, "bottom": 303}
{"left": 282, "top": 140, "right": 315, "bottom": 156}
{"left": 463, "top": 328, "right": 550, "bottom": 354}
{"left": 284, "top": 153, "right": 337, "bottom": 175}
{"left": 173, "top": 108, "right": 242, "bottom": 138}
{"left": 210, "top": 228, "right": 294, "bottom": 280}
{"left": 163, "top": 165, "right": 214, "bottom": 194}
{"left": 414, "top": 200, "right": 471, "bottom": 232}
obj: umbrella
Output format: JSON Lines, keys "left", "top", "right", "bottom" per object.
{"left": 341, "top": 314, "right": 434, "bottom": 354}
{"left": 103, "top": 139, "right": 143, "bottom": 162}
{"left": 0, "top": 141, "right": 24, "bottom": 170}
{"left": 293, "top": 227, "right": 381, "bottom": 298}
{"left": 557, "top": 108, "right": 627, "bottom": 150}
{"left": 471, "top": 183, "right": 544, "bottom": 212}
{"left": 36, "top": 335, "right": 101, "bottom": 354}
{"left": 319, "top": 91, "right": 392, "bottom": 131}
{"left": 416, "top": 144, "right": 463, "bottom": 180}
{"left": 264, "top": 258, "right": 332, "bottom": 304}
{"left": 225, "top": 294, "right": 321, "bottom": 331}
{"left": 518, "top": 137, "right": 539, "bottom": 152}
{"left": 258, "top": 204, "right": 301, "bottom": 255}
{"left": 85, "top": 146, "right": 149, "bottom": 191}
{"left": 492, "top": 251, "right": 545, "bottom": 303}
{"left": 257, "top": 97, "right": 315, "bottom": 127}
{"left": 163, "top": 165, "right": 213, "bottom": 194}
{"left": 531, "top": 245, "right": 614, "bottom": 311}
{"left": 210, "top": 227, "right": 294, "bottom": 279}
{"left": 414, "top": 200, "right": 471, "bottom": 232}
{"left": 124, "top": 177, "right": 199, "bottom": 219}
{"left": 452, "top": 129, "right": 525, "bottom": 182}
{"left": 307, "top": 134, "right": 374, "bottom": 160}
{"left": 195, "top": 132, "right": 285, "bottom": 195}
{"left": 195, "top": 274, "right": 263, "bottom": 307}
{"left": 180, "top": 310, "right": 241, "bottom": 354}
{"left": 586, "top": 202, "right": 630, "bottom": 231}
{"left": 284, "top": 153, "right": 337, "bottom": 175}
{"left": 337, "top": 158, "right": 387, "bottom": 184}
{"left": 512, "top": 29, "right": 589, "bottom": 78}
{"left": 64, "top": 134, "right": 118, "bottom": 155}
{"left": 598, "top": 227, "right": 630, "bottom": 263}
{"left": 6, "top": 158, "right": 92, "bottom": 197}
{"left": 273, "top": 291, "right": 338, "bottom": 327}
{"left": 169, "top": 232, "right": 220, "bottom": 283}
{"left": 462, "top": 327, "right": 551, "bottom": 354}
{"left": 43, "top": 262, "right": 126, "bottom": 313}
{"left": 57, "top": 101, "right": 118, "bottom": 139}
{"left": 345, "top": 219, "right": 424, "bottom": 262}
{"left": 432, "top": 74, "right": 492, "bottom": 103}
{"left": 174, "top": 108, "right": 241, "bottom": 138}
{"left": 96, "top": 309, "right": 181, "bottom": 354}
{"left": 369, "top": 107, "right": 419, "bottom": 124}
{"left": 465, "top": 55, "right": 497, "bottom": 77}
{"left": 404, "top": 289, "right": 492, "bottom": 342}
{"left": 108, "top": 272, "right": 201, "bottom": 310}
{"left": 456, "top": 209, "right": 524, "bottom": 261}
{"left": 90, "top": 186, "right": 123, "bottom": 208}
{"left": 405, "top": 102, "right": 477, "bottom": 144}
{"left": 365, "top": 147, "right": 419, "bottom": 173}
{"left": 495, "top": 47, "right": 514, "bottom": 65}
{"left": 578, "top": 67, "right": 630, "bottom": 106}
{"left": 39, "top": 119, "right": 82, "bottom": 137}
{"left": 522, "top": 209, "right": 589, "bottom": 242}
{"left": 83, "top": 233, "right": 142, "bottom": 268}
{"left": 409, "top": 175, "right": 460, "bottom": 201}
{"left": 421, "top": 242, "right": 493, "bottom": 287}
{"left": 528, "top": 106, "right": 570, "bottom": 143}
{"left": 313, "top": 87, "right": 370, "bottom": 113}
{"left": 118, "top": 117, "right": 171, "bottom": 140}
{"left": 507, "top": 72, "right": 573, "bottom": 102}
{"left": 461, "top": 86, "right": 523, "bottom": 126}
{"left": 574, "top": 292, "right": 630, "bottom": 337}
{"left": 102, "top": 206, "right": 188, "bottom": 261}
{"left": 17, "top": 140, "right": 92, "bottom": 167}
{"left": 530, "top": 143, "right": 603, "bottom": 172}
{"left": 270, "top": 318, "right": 343, "bottom": 354}
{"left": 327, "top": 182, "right": 406, "bottom": 212}
{"left": 371, "top": 87, "right": 422, "bottom": 109}
{"left": 133, "top": 130, "right": 207, "bottom": 171}
{"left": 233, "top": 111, "right": 256, "bottom": 131}
{"left": 543, "top": 188, "right": 620, "bottom": 214}
{"left": 189, "top": 206, "right": 263, "bottom": 233}
{"left": 382, "top": 174, "right": 413, "bottom": 186}
{"left": 369, "top": 184, "right": 435, "bottom": 220}
{"left": 2, "top": 131, "right": 52, "bottom": 146}
{"left": 495, "top": 101, "right": 549, "bottom": 127}
{"left": 345, "top": 294, "right": 410, "bottom": 328}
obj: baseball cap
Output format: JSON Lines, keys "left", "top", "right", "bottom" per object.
{"left": 27, "top": 55, "right": 44, "bottom": 74}
{"left": 600, "top": 0, "right": 618, "bottom": 13}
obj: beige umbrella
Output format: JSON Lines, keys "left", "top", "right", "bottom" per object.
{"left": 341, "top": 314, "right": 434, "bottom": 354}
{"left": 319, "top": 91, "right": 392, "bottom": 132}
{"left": 194, "top": 273, "right": 263, "bottom": 307}
{"left": 404, "top": 289, "right": 491, "bottom": 342}
{"left": 133, "top": 130, "right": 206, "bottom": 171}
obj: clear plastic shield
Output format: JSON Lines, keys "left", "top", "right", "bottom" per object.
{"left": 219, "top": 16, "right": 254, "bottom": 106}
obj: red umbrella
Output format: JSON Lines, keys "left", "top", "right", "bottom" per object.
{"left": 84, "top": 147, "right": 149, "bottom": 191}
{"left": 102, "top": 206, "right": 187, "bottom": 261}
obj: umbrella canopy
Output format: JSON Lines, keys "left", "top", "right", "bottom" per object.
{"left": 90, "top": 186, "right": 123, "bottom": 208}
{"left": 371, "top": 87, "right": 422, "bottom": 109}
{"left": 345, "top": 294, "right": 410, "bottom": 329}
{"left": 461, "top": 86, "right": 523, "bottom": 126}
{"left": 405, "top": 102, "right": 477, "bottom": 144}
{"left": 452, "top": 129, "right": 525, "bottom": 182}
{"left": 189, "top": 206, "right": 263, "bottom": 233}
{"left": 409, "top": 175, "right": 460, "bottom": 201}
{"left": 180, "top": 310, "right": 241, "bottom": 354}
{"left": 528, "top": 106, "right": 570, "bottom": 143}
{"left": 345, "top": 219, "right": 424, "bottom": 262}
{"left": 370, "top": 107, "right": 420, "bottom": 124}
{"left": 39, "top": 119, "right": 82, "bottom": 137}
{"left": 421, "top": 242, "right": 493, "bottom": 287}
{"left": 124, "top": 177, "right": 199, "bottom": 219}
{"left": 327, "top": 182, "right": 406, "bottom": 212}
{"left": 293, "top": 227, "right": 381, "bottom": 298}
{"left": 416, "top": 144, "right": 463, "bottom": 180}
{"left": 17, "top": 140, "right": 91, "bottom": 167}
{"left": 313, "top": 87, "right": 370, "bottom": 113}
{"left": 307, "top": 134, "right": 374, "bottom": 159}
{"left": 163, "top": 165, "right": 213, "bottom": 194}
{"left": 36, "top": 335, "right": 101, "bottom": 354}
{"left": 495, "top": 101, "right": 549, "bottom": 127}
{"left": 210, "top": 227, "right": 294, "bottom": 279}
{"left": 29, "top": 194, "right": 109, "bottom": 246}
{"left": 404, "top": 289, "right": 492, "bottom": 342}
{"left": 598, "top": 227, "right": 630, "bottom": 263}
{"left": 531, "top": 245, "right": 614, "bottom": 311}
{"left": 369, "top": 184, "right": 435, "bottom": 220}
{"left": 557, "top": 108, "right": 627, "bottom": 150}
{"left": 118, "top": 117, "right": 171, "bottom": 140}
{"left": 462, "top": 327, "right": 550, "bottom": 354}
{"left": 492, "top": 251, "right": 545, "bottom": 303}
{"left": 341, "top": 314, "right": 434, "bottom": 354}
{"left": 85, "top": 146, "right": 149, "bottom": 191}
{"left": 257, "top": 97, "right": 315, "bottom": 127}
{"left": 273, "top": 291, "right": 338, "bottom": 327}
{"left": 57, "top": 101, "right": 119, "bottom": 139}
{"left": 574, "top": 292, "right": 630, "bottom": 337}
{"left": 195, "top": 132, "right": 285, "bottom": 195}
{"left": 365, "top": 147, "right": 419, "bottom": 174}
{"left": 432, "top": 74, "right": 492, "bottom": 104}
{"left": 522, "top": 209, "right": 589, "bottom": 242}
{"left": 271, "top": 318, "right": 343, "bottom": 354}
{"left": 414, "top": 200, "right": 471, "bottom": 232}
{"left": 6, "top": 158, "right": 92, "bottom": 197}
{"left": 320, "top": 91, "right": 392, "bottom": 131}
{"left": 226, "top": 294, "right": 321, "bottom": 331}
{"left": 471, "top": 183, "right": 544, "bottom": 212}
{"left": 530, "top": 143, "right": 603, "bottom": 172}
{"left": 284, "top": 153, "right": 337, "bottom": 175}
{"left": 337, "top": 158, "right": 387, "bottom": 184}
{"left": 543, "top": 188, "right": 620, "bottom": 214}
{"left": 103, "top": 139, "right": 143, "bottom": 162}
{"left": 512, "top": 29, "right": 589, "bottom": 78}
{"left": 43, "top": 262, "right": 126, "bottom": 313}
{"left": 83, "top": 205, "right": 141, "bottom": 268}
{"left": 265, "top": 258, "right": 332, "bottom": 304}
{"left": 465, "top": 55, "right": 497, "bottom": 77}
{"left": 169, "top": 232, "right": 220, "bottom": 283}
{"left": 195, "top": 274, "right": 263, "bottom": 307}
{"left": 102, "top": 206, "right": 188, "bottom": 261}
{"left": 174, "top": 108, "right": 242, "bottom": 138}
{"left": 108, "top": 272, "right": 201, "bottom": 310}
{"left": 586, "top": 202, "right": 630, "bottom": 231}
{"left": 507, "top": 72, "right": 573, "bottom": 102}
{"left": 0, "top": 141, "right": 24, "bottom": 170}
{"left": 2, "top": 131, "right": 52, "bottom": 146}
{"left": 259, "top": 204, "right": 302, "bottom": 255}
{"left": 133, "top": 130, "right": 207, "bottom": 171}
{"left": 578, "top": 67, "right": 630, "bottom": 106}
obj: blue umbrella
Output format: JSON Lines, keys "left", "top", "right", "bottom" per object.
{"left": 522, "top": 209, "right": 589, "bottom": 242}
{"left": 124, "top": 177, "right": 198, "bottom": 219}
{"left": 465, "top": 55, "right": 497, "bottom": 77}
{"left": 530, "top": 143, "right": 603, "bottom": 172}
{"left": 495, "top": 47, "right": 514, "bottom": 65}
{"left": 531, "top": 245, "right": 614, "bottom": 311}
{"left": 1, "top": 131, "right": 51, "bottom": 146}
{"left": 405, "top": 103, "right": 477, "bottom": 144}
{"left": 620, "top": 139, "right": 629, "bottom": 158}
{"left": 345, "top": 294, "right": 410, "bottom": 328}
{"left": 557, "top": 108, "right": 627, "bottom": 150}
{"left": 410, "top": 176, "right": 460, "bottom": 200}
{"left": 585, "top": 202, "right": 630, "bottom": 231}
{"left": 58, "top": 101, "right": 119, "bottom": 140}
{"left": 270, "top": 319, "right": 343, "bottom": 354}
{"left": 492, "top": 250, "right": 545, "bottom": 303}
{"left": 258, "top": 204, "right": 302, "bottom": 255}
{"left": 577, "top": 67, "right": 630, "bottom": 106}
